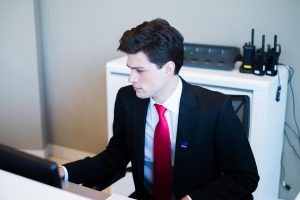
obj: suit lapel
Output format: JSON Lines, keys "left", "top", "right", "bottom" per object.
{"left": 174, "top": 79, "right": 199, "bottom": 182}
{"left": 131, "top": 97, "right": 149, "bottom": 182}
{"left": 176, "top": 78, "right": 199, "bottom": 147}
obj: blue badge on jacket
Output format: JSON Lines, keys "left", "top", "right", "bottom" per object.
{"left": 180, "top": 141, "right": 188, "bottom": 148}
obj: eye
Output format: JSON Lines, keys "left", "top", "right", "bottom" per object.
{"left": 135, "top": 69, "right": 146, "bottom": 73}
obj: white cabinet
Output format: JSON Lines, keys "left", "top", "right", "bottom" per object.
{"left": 106, "top": 56, "right": 288, "bottom": 200}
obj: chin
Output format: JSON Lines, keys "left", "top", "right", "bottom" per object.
{"left": 136, "top": 92, "right": 149, "bottom": 99}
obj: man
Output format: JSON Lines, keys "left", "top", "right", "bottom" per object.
{"left": 60, "top": 18, "right": 259, "bottom": 200}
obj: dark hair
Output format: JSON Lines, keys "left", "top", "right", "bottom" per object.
{"left": 118, "top": 18, "right": 184, "bottom": 74}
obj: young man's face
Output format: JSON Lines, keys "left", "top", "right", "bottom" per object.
{"left": 127, "top": 52, "right": 174, "bottom": 102}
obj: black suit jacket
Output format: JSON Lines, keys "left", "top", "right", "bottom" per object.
{"left": 65, "top": 78, "right": 259, "bottom": 200}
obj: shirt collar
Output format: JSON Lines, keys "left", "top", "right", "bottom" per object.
{"left": 150, "top": 77, "right": 182, "bottom": 115}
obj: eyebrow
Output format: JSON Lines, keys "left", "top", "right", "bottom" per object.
{"left": 126, "top": 64, "right": 145, "bottom": 70}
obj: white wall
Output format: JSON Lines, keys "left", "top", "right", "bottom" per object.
{"left": 0, "top": 0, "right": 46, "bottom": 151}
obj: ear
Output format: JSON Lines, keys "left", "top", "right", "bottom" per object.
{"left": 164, "top": 61, "right": 176, "bottom": 75}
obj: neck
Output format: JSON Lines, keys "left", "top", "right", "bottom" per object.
{"left": 153, "top": 75, "right": 179, "bottom": 104}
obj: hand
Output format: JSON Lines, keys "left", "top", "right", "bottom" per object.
{"left": 58, "top": 165, "right": 65, "bottom": 179}
{"left": 181, "top": 195, "right": 190, "bottom": 200}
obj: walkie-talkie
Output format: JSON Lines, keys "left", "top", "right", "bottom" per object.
{"left": 266, "top": 35, "right": 281, "bottom": 76}
{"left": 253, "top": 35, "right": 266, "bottom": 76}
{"left": 240, "top": 29, "right": 256, "bottom": 73}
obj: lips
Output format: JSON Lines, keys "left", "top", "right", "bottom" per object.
{"left": 134, "top": 87, "right": 142, "bottom": 92}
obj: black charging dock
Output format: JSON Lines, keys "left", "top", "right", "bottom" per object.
{"left": 183, "top": 43, "right": 241, "bottom": 71}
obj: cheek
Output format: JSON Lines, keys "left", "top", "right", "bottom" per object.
{"left": 140, "top": 79, "right": 154, "bottom": 93}
{"left": 141, "top": 73, "right": 160, "bottom": 87}
{"left": 138, "top": 68, "right": 166, "bottom": 91}
{"left": 144, "top": 75, "right": 166, "bottom": 95}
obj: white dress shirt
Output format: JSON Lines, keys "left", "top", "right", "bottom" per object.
{"left": 144, "top": 77, "right": 182, "bottom": 192}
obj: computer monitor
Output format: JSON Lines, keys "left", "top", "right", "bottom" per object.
{"left": 0, "top": 143, "right": 62, "bottom": 188}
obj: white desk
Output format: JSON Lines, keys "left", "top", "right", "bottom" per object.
{"left": 0, "top": 169, "right": 109, "bottom": 200}
{"left": 295, "top": 192, "right": 300, "bottom": 200}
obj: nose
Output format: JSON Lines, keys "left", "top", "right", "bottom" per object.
{"left": 128, "top": 70, "right": 137, "bottom": 84}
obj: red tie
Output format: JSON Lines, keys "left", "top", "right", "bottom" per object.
{"left": 153, "top": 104, "right": 172, "bottom": 200}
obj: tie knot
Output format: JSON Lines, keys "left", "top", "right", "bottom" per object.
{"left": 154, "top": 104, "right": 167, "bottom": 117}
